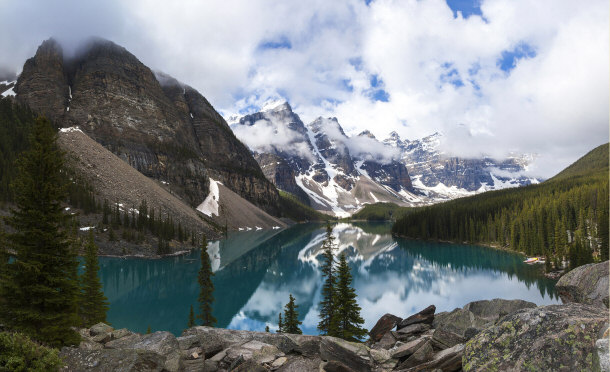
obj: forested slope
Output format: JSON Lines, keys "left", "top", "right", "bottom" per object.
{"left": 392, "top": 143, "right": 609, "bottom": 270}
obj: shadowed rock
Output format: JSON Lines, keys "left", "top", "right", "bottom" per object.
{"left": 556, "top": 261, "right": 609, "bottom": 309}
{"left": 397, "top": 305, "right": 435, "bottom": 329}
{"left": 369, "top": 313, "right": 403, "bottom": 342}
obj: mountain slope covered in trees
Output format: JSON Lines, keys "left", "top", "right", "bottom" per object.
{"left": 392, "top": 143, "right": 609, "bottom": 269}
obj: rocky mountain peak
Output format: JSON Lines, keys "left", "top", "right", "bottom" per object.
{"left": 358, "top": 130, "right": 376, "bottom": 139}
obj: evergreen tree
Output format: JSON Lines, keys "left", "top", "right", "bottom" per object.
{"left": 79, "top": 231, "right": 109, "bottom": 327}
{"left": 146, "top": 325, "right": 151, "bottom": 334}
{"left": 599, "top": 204, "right": 609, "bottom": 261}
{"left": 0, "top": 117, "right": 80, "bottom": 346}
{"left": 265, "top": 325, "right": 270, "bottom": 332}
{"left": 282, "top": 294, "right": 302, "bottom": 334}
{"left": 187, "top": 305, "right": 195, "bottom": 328}
{"left": 197, "top": 236, "right": 216, "bottom": 326}
{"left": 334, "top": 253, "right": 368, "bottom": 341}
{"left": 277, "top": 313, "right": 283, "bottom": 333}
{"left": 318, "top": 223, "right": 338, "bottom": 336}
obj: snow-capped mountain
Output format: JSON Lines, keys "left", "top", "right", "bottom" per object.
{"left": 231, "top": 103, "right": 420, "bottom": 217}
{"left": 384, "top": 131, "right": 540, "bottom": 201}
{"left": 230, "top": 101, "right": 540, "bottom": 216}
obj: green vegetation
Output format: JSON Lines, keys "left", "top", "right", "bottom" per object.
{"left": 79, "top": 231, "right": 109, "bottom": 327}
{"left": 350, "top": 202, "right": 410, "bottom": 221}
{"left": 0, "top": 332, "right": 63, "bottom": 372}
{"left": 280, "top": 294, "right": 302, "bottom": 334}
{"left": 318, "top": 224, "right": 338, "bottom": 336}
{"left": 279, "top": 190, "right": 334, "bottom": 222}
{"left": 0, "top": 117, "right": 81, "bottom": 347}
{"left": 334, "top": 253, "right": 367, "bottom": 341}
{"left": 392, "top": 143, "right": 609, "bottom": 271}
{"left": 197, "top": 236, "right": 216, "bottom": 326}
{"left": 317, "top": 224, "right": 367, "bottom": 341}
{"left": 187, "top": 305, "right": 195, "bottom": 328}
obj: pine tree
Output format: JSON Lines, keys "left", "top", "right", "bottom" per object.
{"left": 282, "top": 294, "right": 302, "bottom": 334}
{"left": 334, "top": 253, "right": 368, "bottom": 341}
{"left": 188, "top": 305, "right": 195, "bottom": 328}
{"left": 318, "top": 223, "right": 338, "bottom": 336}
{"left": 0, "top": 117, "right": 81, "bottom": 346}
{"left": 265, "top": 325, "right": 270, "bottom": 332}
{"left": 79, "top": 231, "right": 109, "bottom": 327}
{"left": 277, "top": 313, "right": 283, "bottom": 333}
{"left": 197, "top": 235, "right": 216, "bottom": 326}
{"left": 146, "top": 325, "right": 151, "bottom": 334}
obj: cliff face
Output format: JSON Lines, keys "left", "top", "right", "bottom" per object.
{"left": 15, "top": 38, "right": 279, "bottom": 213}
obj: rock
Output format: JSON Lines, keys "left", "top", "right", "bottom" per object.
{"left": 390, "top": 337, "right": 429, "bottom": 359}
{"left": 433, "top": 299, "right": 536, "bottom": 338}
{"left": 59, "top": 347, "right": 165, "bottom": 371}
{"left": 252, "top": 344, "right": 284, "bottom": 364}
{"left": 129, "top": 331, "right": 181, "bottom": 372}
{"left": 323, "top": 360, "right": 356, "bottom": 372}
{"left": 393, "top": 323, "right": 430, "bottom": 340}
{"left": 277, "top": 356, "right": 323, "bottom": 372}
{"left": 369, "top": 348, "right": 397, "bottom": 370}
{"left": 395, "top": 340, "right": 433, "bottom": 370}
{"left": 79, "top": 339, "right": 104, "bottom": 351}
{"left": 183, "top": 326, "right": 300, "bottom": 354}
{"left": 368, "top": 313, "right": 403, "bottom": 342}
{"left": 372, "top": 331, "right": 397, "bottom": 350}
{"left": 176, "top": 334, "right": 200, "bottom": 350}
{"left": 91, "top": 332, "right": 112, "bottom": 344}
{"left": 272, "top": 356, "right": 288, "bottom": 368}
{"left": 401, "top": 344, "right": 464, "bottom": 372}
{"left": 463, "top": 303, "right": 608, "bottom": 371}
{"left": 430, "top": 328, "right": 465, "bottom": 350}
{"left": 597, "top": 337, "right": 610, "bottom": 372}
{"left": 182, "top": 359, "right": 217, "bottom": 372}
{"left": 319, "top": 337, "right": 371, "bottom": 372}
{"left": 111, "top": 328, "right": 132, "bottom": 340}
{"left": 397, "top": 305, "right": 435, "bottom": 329}
{"left": 104, "top": 334, "right": 143, "bottom": 349}
{"left": 90, "top": 322, "right": 113, "bottom": 336}
{"left": 556, "top": 261, "right": 609, "bottom": 308}
{"left": 231, "top": 359, "right": 267, "bottom": 372}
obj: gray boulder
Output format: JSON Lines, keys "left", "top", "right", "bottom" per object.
{"left": 59, "top": 347, "right": 165, "bottom": 371}
{"left": 369, "top": 313, "right": 402, "bottom": 342}
{"left": 556, "top": 261, "right": 609, "bottom": 308}
{"left": 430, "top": 328, "right": 464, "bottom": 350}
{"left": 463, "top": 303, "right": 608, "bottom": 371}
{"left": 397, "top": 305, "right": 435, "bottom": 330}
{"left": 320, "top": 337, "right": 372, "bottom": 372}
{"left": 433, "top": 298, "right": 536, "bottom": 338}
{"left": 400, "top": 343, "right": 464, "bottom": 372}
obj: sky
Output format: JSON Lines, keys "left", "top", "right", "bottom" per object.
{"left": 0, "top": 0, "right": 608, "bottom": 177}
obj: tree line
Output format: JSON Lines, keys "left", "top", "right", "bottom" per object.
{"left": 392, "top": 144, "right": 609, "bottom": 271}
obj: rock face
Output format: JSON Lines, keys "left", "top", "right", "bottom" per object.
{"left": 232, "top": 103, "right": 417, "bottom": 216}
{"left": 15, "top": 38, "right": 279, "bottom": 214}
{"left": 368, "top": 313, "right": 402, "bottom": 343}
{"left": 463, "top": 303, "right": 609, "bottom": 372}
{"left": 556, "top": 261, "right": 609, "bottom": 308}
{"left": 383, "top": 131, "right": 540, "bottom": 201}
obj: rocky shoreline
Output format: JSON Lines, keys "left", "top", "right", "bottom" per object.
{"left": 59, "top": 261, "right": 609, "bottom": 371}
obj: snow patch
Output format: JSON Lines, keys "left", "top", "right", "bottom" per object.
{"left": 197, "top": 178, "right": 222, "bottom": 217}
{"left": 59, "top": 127, "right": 84, "bottom": 134}
{"left": 79, "top": 226, "right": 94, "bottom": 231}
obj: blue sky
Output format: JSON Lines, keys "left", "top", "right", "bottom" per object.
{"left": 0, "top": 0, "right": 607, "bottom": 177}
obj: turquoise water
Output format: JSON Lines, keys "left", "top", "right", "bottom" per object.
{"left": 97, "top": 222, "right": 559, "bottom": 336}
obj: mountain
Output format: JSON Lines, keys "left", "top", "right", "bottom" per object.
{"left": 232, "top": 102, "right": 420, "bottom": 217}
{"left": 14, "top": 38, "right": 279, "bottom": 215}
{"left": 392, "top": 143, "right": 609, "bottom": 268}
{"left": 383, "top": 131, "right": 540, "bottom": 201}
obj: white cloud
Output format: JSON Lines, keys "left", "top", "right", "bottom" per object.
{"left": 0, "top": 0, "right": 606, "bottom": 177}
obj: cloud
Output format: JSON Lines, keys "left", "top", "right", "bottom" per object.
{"left": 0, "top": 0, "right": 606, "bottom": 178}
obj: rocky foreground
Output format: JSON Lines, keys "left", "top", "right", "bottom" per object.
{"left": 60, "top": 262, "right": 609, "bottom": 371}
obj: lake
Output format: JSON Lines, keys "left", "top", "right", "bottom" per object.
{"left": 97, "top": 222, "right": 559, "bottom": 336}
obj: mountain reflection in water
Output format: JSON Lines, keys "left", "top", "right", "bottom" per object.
{"left": 98, "top": 222, "right": 559, "bottom": 335}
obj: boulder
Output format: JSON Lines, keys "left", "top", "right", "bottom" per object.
{"left": 393, "top": 323, "right": 430, "bottom": 341}
{"left": 430, "top": 328, "right": 465, "bottom": 350}
{"left": 395, "top": 340, "right": 433, "bottom": 370}
{"left": 463, "top": 303, "right": 608, "bottom": 371}
{"left": 597, "top": 337, "right": 610, "bottom": 372}
{"left": 90, "top": 322, "right": 114, "bottom": 336}
{"left": 397, "top": 305, "right": 435, "bottom": 329}
{"left": 129, "top": 331, "right": 182, "bottom": 372}
{"left": 369, "top": 313, "right": 402, "bottom": 342}
{"left": 59, "top": 347, "right": 165, "bottom": 371}
{"left": 390, "top": 337, "right": 429, "bottom": 359}
{"left": 110, "top": 328, "right": 132, "bottom": 340}
{"left": 556, "top": 261, "right": 609, "bottom": 308}
{"left": 277, "top": 356, "right": 323, "bottom": 372}
{"left": 320, "top": 337, "right": 371, "bottom": 372}
{"left": 372, "top": 331, "right": 397, "bottom": 350}
{"left": 433, "top": 299, "right": 536, "bottom": 338}
{"left": 401, "top": 343, "right": 464, "bottom": 372}
{"left": 183, "top": 326, "right": 300, "bottom": 354}
{"left": 323, "top": 360, "right": 356, "bottom": 372}
{"left": 232, "top": 359, "right": 267, "bottom": 372}
{"left": 369, "top": 348, "right": 398, "bottom": 371}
